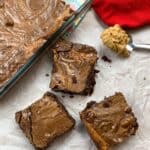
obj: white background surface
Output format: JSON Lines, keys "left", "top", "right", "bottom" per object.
{"left": 1, "top": 10, "right": 150, "bottom": 150}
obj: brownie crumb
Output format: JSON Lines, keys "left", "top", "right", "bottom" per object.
{"left": 62, "top": 95, "right": 65, "bottom": 98}
{"left": 70, "top": 95, "right": 74, "bottom": 98}
{"left": 94, "top": 70, "right": 100, "bottom": 73}
{"left": 101, "top": 56, "right": 112, "bottom": 63}
{"left": 45, "top": 73, "right": 50, "bottom": 77}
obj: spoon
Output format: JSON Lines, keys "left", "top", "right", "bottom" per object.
{"left": 126, "top": 35, "right": 150, "bottom": 52}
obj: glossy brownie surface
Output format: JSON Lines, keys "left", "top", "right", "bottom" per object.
{"left": 50, "top": 39, "right": 98, "bottom": 95}
{"left": 15, "top": 92, "right": 75, "bottom": 149}
{"left": 0, "top": 0, "right": 72, "bottom": 87}
{"left": 80, "top": 92, "right": 138, "bottom": 150}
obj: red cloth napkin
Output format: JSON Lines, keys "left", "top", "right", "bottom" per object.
{"left": 92, "top": 0, "right": 150, "bottom": 28}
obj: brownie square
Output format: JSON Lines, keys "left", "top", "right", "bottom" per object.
{"left": 50, "top": 39, "right": 98, "bottom": 95}
{"left": 15, "top": 92, "right": 75, "bottom": 150}
{"left": 80, "top": 92, "right": 138, "bottom": 150}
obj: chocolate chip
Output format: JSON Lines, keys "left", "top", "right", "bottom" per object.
{"left": 72, "top": 75, "right": 77, "bottom": 84}
{"left": 5, "top": 16, "right": 14, "bottom": 27}
{"left": 58, "top": 80, "right": 61, "bottom": 84}
{"left": 133, "top": 121, "right": 139, "bottom": 128}
{"left": 53, "top": 85, "right": 58, "bottom": 89}
{"left": 101, "top": 55, "right": 112, "bottom": 63}
{"left": 6, "top": 21, "right": 14, "bottom": 27}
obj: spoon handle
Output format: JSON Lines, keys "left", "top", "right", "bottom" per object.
{"left": 133, "top": 43, "right": 150, "bottom": 50}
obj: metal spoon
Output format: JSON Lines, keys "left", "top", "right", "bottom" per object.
{"left": 126, "top": 35, "right": 150, "bottom": 52}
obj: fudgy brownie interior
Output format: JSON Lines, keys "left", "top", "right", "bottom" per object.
{"left": 80, "top": 92, "right": 138, "bottom": 150}
{"left": 50, "top": 39, "right": 98, "bottom": 95}
{"left": 15, "top": 92, "right": 75, "bottom": 150}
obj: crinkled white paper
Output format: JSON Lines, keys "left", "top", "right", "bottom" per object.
{"left": 0, "top": 10, "right": 150, "bottom": 150}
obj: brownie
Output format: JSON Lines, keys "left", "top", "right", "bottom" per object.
{"left": 0, "top": 0, "right": 72, "bottom": 87}
{"left": 80, "top": 92, "right": 138, "bottom": 150}
{"left": 50, "top": 39, "right": 98, "bottom": 95}
{"left": 15, "top": 92, "right": 75, "bottom": 150}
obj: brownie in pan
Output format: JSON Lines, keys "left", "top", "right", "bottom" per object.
{"left": 15, "top": 92, "right": 75, "bottom": 150}
{"left": 50, "top": 39, "right": 98, "bottom": 95}
{"left": 80, "top": 92, "right": 138, "bottom": 150}
{"left": 0, "top": 0, "right": 72, "bottom": 87}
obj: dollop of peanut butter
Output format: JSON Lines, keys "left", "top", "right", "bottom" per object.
{"left": 101, "top": 24, "right": 130, "bottom": 57}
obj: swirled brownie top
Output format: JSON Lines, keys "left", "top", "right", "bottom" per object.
{"left": 80, "top": 92, "right": 138, "bottom": 150}
{"left": 0, "top": 0, "right": 72, "bottom": 87}
{"left": 15, "top": 92, "right": 75, "bottom": 149}
{"left": 50, "top": 39, "right": 98, "bottom": 95}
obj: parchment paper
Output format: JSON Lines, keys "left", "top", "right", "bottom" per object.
{"left": 0, "top": 10, "right": 150, "bottom": 150}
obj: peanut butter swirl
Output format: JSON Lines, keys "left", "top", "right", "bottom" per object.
{"left": 0, "top": 0, "right": 72, "bottom": 87}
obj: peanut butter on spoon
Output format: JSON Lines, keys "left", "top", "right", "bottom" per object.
{"left": 101, "top": 24, "right": 130, "bottom": 57}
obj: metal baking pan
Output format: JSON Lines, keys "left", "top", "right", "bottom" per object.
{"left": 0, "top": 0, "right": 92, "bottom": 98}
